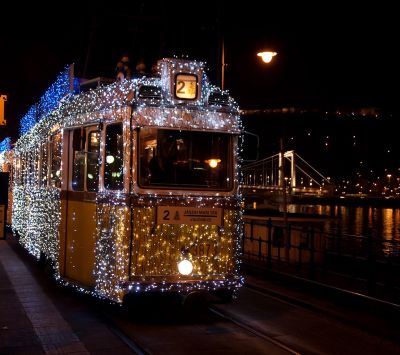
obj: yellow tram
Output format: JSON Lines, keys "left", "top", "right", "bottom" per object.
{"left": 11, "top": 58, "right": 243, "bottom": 303}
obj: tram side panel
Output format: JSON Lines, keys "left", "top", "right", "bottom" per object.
{"left": 59, "top": 126, "right": 103, "bottom": 287}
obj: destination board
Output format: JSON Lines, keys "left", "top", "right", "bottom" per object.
{"left": 175, "top": 74, "right": 197, "bottom": 99}
{"left": 157, "top": 206, "right": 223, "bottom": 227}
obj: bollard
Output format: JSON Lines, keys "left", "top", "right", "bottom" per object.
{"left": 367, "top": 234, "right": 375, "bottom": 296}
{"left": 267, "top": 218, "right": 272, "bottom": 267}
{"left": 309, "top": 226, "right": 315, "bottom": 279}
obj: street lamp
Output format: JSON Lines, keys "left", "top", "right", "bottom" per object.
{"left": 387, "top": 174, "right": 392, "bottom": 192}
{"left": 257, "top": 51, "right": 277, "bottom": 64}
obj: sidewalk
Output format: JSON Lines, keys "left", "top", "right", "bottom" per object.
{"left": 0, "top": 233, "right": 134, "bottom": 354}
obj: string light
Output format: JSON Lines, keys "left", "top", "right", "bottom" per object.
{"left": 19, "top": 66, "right": 76, "bottom": 136}
{"left": 0, "top": 137, "right": 11, "bottom": 152}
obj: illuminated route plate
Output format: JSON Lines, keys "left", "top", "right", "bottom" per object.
{"left": 157, "top": 206, "right": 223, "bottom": 227}
{"left": 175, "top": 74, "right": 197, "bottom": 99}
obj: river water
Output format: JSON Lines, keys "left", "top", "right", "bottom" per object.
{"left": 287, "top": 204, "right": 400, "bottom": 241}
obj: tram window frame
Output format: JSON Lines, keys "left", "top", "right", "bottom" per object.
{"left": 50, "top": 132, "right": 62, "bottom": 188}
{"left": 28, "top": 151, "right": 35, "bottom": 185}
{"left": 71, "top": 128, "right": 86, "bottom": 191}
{"left": 103, "top": 122, "right": 124, "bottom": 191}
{"left": 21, "top": 153, "right": 27, "bottom": 186}
{"left": 20, "top": 154, "right": 26, "bottom": 186}
{"left": 69, "top": 126, "right": 100, "bottom": 193}
{"left": 14, "top": 157, "right": 21, "bottom": 186}
{"left": 86, "top": 128, "right": 100, "bottom": 192}
{"left": 137, "top": 127, "right": 234, "bottom": 191}
{"left": 39, "top": 141, "right": 49, "bottom": 187}
{"left": 33, "top": 148, "right": 39, "bottom": 186}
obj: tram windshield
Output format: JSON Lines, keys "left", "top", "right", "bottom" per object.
{"left": 138, "top": 127, "right": 233, "bottom": 190}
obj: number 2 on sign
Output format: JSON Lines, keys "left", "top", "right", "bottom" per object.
{"left": 163, "top": 210, "right": 170, "bottom": 220}
{"left": 176, "top": 81, "right": 185, "bottom": 94}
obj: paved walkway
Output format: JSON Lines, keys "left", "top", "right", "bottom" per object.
{"left": 0, "top": 234, "right": 134, "bottom": 354}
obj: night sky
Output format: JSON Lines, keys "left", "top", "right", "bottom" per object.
{"left": 0, "top": 1, "right": 398, "bottom": 142}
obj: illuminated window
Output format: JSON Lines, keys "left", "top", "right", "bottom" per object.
{"left": 50, "top": 133, "right": 62, "bottom": 188}
{"left": 138, "top": 127, "right": 232, "bottom": 190}
{"left": 72, "top": 129, "right": 85, "bottom": 191}
{"left": 70, "top": 127, "right": 100, "bottom": 192}
{"left": 87, "top": 131, "right": 100, "bottom": 192}
{"left": 40, "top": 142, "right": 48, "bottom": 186}
{"left": 104, "top": 123, "right": 123, "bottom": 190}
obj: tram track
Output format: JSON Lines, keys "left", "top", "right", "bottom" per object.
{"left": 106, "top": 314, "right": 152, "bottom": 355}
{"left": 105, "top": 278, "right": 398, "bottom": 355}
{"left": 90, "top": 280, "right": 400, "bottom": 355}
{"left": 208, "top": 306, "right": 301, "bottom": 355}
{"left": 242, "top": 278, "right": 400, "bottom": 343}
{"left": 100, "top": 296, "right": 302, "bottom": 355}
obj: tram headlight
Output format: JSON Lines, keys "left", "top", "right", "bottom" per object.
{"left": 178, "top": 259, "right": 193, "bottom": 275}
{"left": 106, "top": 155, "right": 115, "bottom": 164}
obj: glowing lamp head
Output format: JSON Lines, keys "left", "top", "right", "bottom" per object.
{"left": 257, "top": 51, "right": 277, "bottom": 63}
{"left": 178, "top": 259, "right": 193, "bottom": 275}
{"left": 206, "top": 158, "right": 221, "bottom": 168}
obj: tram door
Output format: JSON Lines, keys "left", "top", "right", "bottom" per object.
{"left": 63, "top": 126, "right": 100, "bottom": 286}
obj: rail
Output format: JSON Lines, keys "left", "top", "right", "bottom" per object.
{"left": 242, "top": 216, "right": 400, "bottom": 304}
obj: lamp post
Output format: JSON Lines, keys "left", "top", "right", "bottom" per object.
{"left": 387, "top": 174, "right": 392, "bottom": 194}
{"left": 256, "top": 51, "right": 290, "bottom": 255}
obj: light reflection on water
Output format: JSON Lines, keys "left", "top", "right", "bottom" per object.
{"left": 287, "top": 204, "right": 400, "bottom": 240}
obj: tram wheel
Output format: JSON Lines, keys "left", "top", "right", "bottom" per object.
{"left": 182, "top": 291, "right": 209, "bottom": 315}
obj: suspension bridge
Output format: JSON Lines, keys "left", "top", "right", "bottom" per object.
{"left": 242, "top": 150, "right": 332, "bottom": 198}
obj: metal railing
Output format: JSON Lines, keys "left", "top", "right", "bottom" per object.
{"left": 242, "top": 216, "right": 400, "bottom": 302}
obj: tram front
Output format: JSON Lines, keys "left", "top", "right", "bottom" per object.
{"left": 124, "top": 58, "right": 243, "bottom": 302}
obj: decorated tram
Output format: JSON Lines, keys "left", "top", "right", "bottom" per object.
{"left": 10, "top": 58, "right": 243, "bottom": 303}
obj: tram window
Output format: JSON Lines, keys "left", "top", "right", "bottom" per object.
{"left": 32, "top": 150, "right": 39, "bottom": 185}
{"left": 40, "top": 142, "right": 48, "bottom": 186}
{"left": 26, "top": 153, "right": 31, "bottom": 185}
{"left": 72, "top": 128, "right": 85, "bottom": 191}
{"left": 104, "top": 123, "right": 124, "bottom": 190}
{"left": 23, "top": 154, "right": 29, "bottom": 186}
{"left": 20, "top": 155, "right": 26, "bottom": 186}
{"left": 138, "top": 127, "right": 232, "bottom": 190}
{"left": 14, "top": 157, "right": 21, "bottom": 185}
{"left": 28, "top": 152, "right": 35, "bottom": 185}
{"left": 87, "top": 131, "right": 100, "bottom": 192}
{"left": 50, "top": 133, "right": 62, "bottom": 188}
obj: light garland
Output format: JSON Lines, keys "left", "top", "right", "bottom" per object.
{"left": 12, "top": 58, "right": 243, "bottom": 303}
{"left": 0, "top": 137, "right": 12, "bottom": 169}
{"left": 0, "top": 137, "right": 11, "bottom": 152}
{"left": 19, "top": 66, "right": 74, "bottom": 136}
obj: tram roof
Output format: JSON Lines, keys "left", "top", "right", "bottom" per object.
{"left": 15, "top": 58, "right": 241, "bottom": 152}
